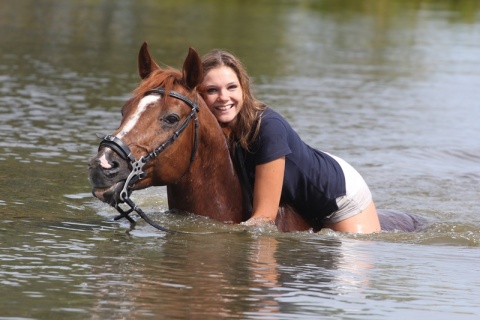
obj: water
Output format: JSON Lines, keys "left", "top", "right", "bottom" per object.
{"left": 1, "top": 0, "right": 479, "bottom": 319}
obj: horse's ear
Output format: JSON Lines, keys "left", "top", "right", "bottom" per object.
{"left": 182, "top": 47, "right": 203, "bottom": 90}
{"left": 138, "top": 42, "right": 160, "bottom": 79}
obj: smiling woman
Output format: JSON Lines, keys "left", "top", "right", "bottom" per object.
{"left": 198, "top": 48, "right": 386, "bottom": 233}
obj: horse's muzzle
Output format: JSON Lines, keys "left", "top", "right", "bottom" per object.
{"left": 88, "top": 149, "right": 130, "bottom": 206}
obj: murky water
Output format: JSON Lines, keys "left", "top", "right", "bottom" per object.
{"left": 1, "top": 0, "right": 479, "bottom": 319}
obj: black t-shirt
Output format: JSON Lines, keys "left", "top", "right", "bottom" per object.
{"left": 244, "top": 107, "right": 346, "bottom": 220}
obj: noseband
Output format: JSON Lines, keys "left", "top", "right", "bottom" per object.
{"left": 97, "top": 88, "right": 200, "bottom": 234}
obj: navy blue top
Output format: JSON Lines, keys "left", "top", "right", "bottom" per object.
{"left": 244, "top": 107, "right": 346, "bottom": 221}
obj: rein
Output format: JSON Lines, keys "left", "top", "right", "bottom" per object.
{"left": 97, "top": 88, "right": 203, "bottom": 234}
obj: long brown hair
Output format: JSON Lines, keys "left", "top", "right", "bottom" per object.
{"left": 200, "top": 49, "right": 266, "bottom": 150}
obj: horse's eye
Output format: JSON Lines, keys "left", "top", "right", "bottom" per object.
{"left": 163, "top": 114, "right": 180, "bottom": 125}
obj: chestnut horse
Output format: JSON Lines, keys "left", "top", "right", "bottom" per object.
{"left": 88, "top": 43, "right": 420, "bottom": 233}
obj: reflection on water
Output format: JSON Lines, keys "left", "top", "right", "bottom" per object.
{"left": 1, "top": 0, "right": 480, "bottom": 319}
{"left": 2, "top": 217, "right": 478, "bottom": 319}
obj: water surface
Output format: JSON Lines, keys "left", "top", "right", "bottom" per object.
{"left": 1, "top": 0, "right": 479, "bottom": 319}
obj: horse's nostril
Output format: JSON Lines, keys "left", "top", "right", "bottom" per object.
{"left": 110, "top": 160, "right": 120, "bottom": 169}
{"left": 98, "top": 153, "right": 123, "bottom": 171}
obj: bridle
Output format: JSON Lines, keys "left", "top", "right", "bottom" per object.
{"left": 97, "top": 88, "right": 200, "bottom": 234}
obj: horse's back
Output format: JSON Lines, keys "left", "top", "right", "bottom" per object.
{"left": 378, "top": 209, "right": 423, "bottom": 232}
{"left": 276, "top": 205, "right": 318, "bottom": 232}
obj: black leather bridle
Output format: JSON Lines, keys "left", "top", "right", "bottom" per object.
{"left": 97, "top": 88, "right": 200, "bottom": 234}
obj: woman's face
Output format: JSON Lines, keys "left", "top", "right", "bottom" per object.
{"left": 201, "top": 66, "right": 244, "bottom": 125}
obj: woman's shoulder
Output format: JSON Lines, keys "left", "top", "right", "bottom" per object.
{"left": 262, "top": 106, "right": 284, "bottom": 119}
{"left": 258, "top": 107, "right": 307, "bottom": 148}
{"left": 260, "top": 107, "right": 290, "bottom": 127}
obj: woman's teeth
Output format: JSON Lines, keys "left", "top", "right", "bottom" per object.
{"left": 218, "top": 104, "right": 233, "bottom": 111}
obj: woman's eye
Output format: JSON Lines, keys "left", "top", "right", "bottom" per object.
{"left": 206, "top": 88, "right": 217, "bottom": 94}
{"left": 228, "top": 84, "right": 238, "bottom": 91}
{"left": 163, "top": 114, "right": 180, "bottom": 125}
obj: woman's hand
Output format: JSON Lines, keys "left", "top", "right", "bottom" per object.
{"left": 241, "top": 216, "right": 276, "bottom": 226}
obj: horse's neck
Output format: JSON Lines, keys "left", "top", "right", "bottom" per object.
{"left": 167, "top": 120, "right": 245, "bottom": 223}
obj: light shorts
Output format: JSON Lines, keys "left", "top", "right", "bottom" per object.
{"left": 322, "top": 154, "right": 373, "bottom": 224}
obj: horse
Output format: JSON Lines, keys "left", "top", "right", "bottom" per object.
{"left": 88, "top": 43, "right": 420, "bottom": 233}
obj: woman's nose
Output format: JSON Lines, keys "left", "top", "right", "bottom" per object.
{"left": 217, "top": 89, "right": 228, "bottom": 101}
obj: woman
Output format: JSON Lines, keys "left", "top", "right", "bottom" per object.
{"left": 199, "top": 49, "right": 381, "bottom": 233}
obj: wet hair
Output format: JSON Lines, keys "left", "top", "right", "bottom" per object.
{"left": 200, "top": 49, "right": 266, "bottom": 150}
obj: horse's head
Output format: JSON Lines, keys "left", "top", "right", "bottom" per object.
{"left": 88, "top": 43, "right": 205, "bottom": 206}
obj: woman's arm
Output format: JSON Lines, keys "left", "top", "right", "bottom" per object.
{"left": 246, "top": 156, "right": 285, "bottom": 224}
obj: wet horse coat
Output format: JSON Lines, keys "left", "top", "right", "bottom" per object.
{"left": 88, "top": 43, "right": 419, "bottom": 232}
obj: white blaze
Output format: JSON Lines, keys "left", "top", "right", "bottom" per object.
{"left": 117, "top": 94, "right": 161, "bottom": 139}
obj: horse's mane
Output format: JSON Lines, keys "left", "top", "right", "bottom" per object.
{"left": 133, "top": 68, "right": 187, "bottom": 98}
